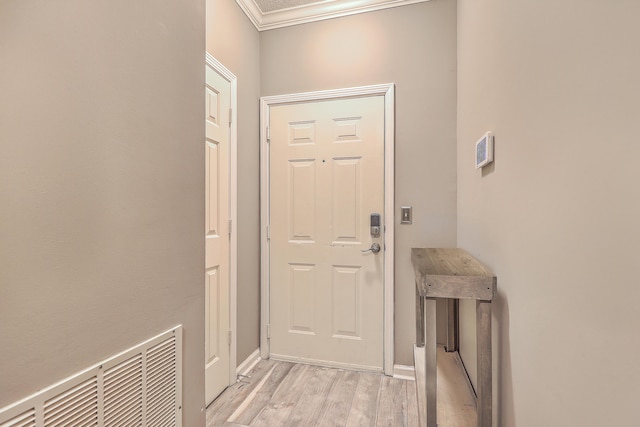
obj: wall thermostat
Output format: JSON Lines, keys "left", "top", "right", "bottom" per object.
{"left": 475, "top": 131, "right": 494, "bottom": 169}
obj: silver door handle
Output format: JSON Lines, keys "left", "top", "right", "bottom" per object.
{"left": 361, "top": 243, "right": 381, "bottom": 254}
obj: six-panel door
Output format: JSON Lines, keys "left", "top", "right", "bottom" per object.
{"left": 205, "top": 63, "right": 231, "bottom": 404}
{"left": 269, "top": 96, "right": 385, "bottom": 371}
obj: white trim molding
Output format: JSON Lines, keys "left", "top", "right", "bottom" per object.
{"left": 393, "top": 364, "right": 416, "bottom": 381}
{"left": 260, "top": 83, "right": 396, "bottom": 376}
{"left": 235, "top": 0, "right": 431, "bottom": 31}
{"left": 236, "top": 349, "right": 262, "bottom": 377}
{"left": 205, "top": 52, "right": 239, "bottom": 387}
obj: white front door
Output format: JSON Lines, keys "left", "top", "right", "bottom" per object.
{"left": 269, "top": 95, "right": 385, "bottom": 371}
{"left": 205, "top": 62, "right": 231, "bottom": 404}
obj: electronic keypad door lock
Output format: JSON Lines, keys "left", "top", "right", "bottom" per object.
{"left": 370, "top": 213, "right": 381, "bottom": 237}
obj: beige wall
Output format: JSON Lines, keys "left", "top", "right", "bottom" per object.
{"left": 457, "top": 0, "right": 640, "bottom": 425}
{"left": 260, "top": 0, "right": 458, "bottom": 365}
{"left": 0, "top": 1, "right": 206, "bottom": 425}
{"left": 206, "top": 0, "right": 262, "bottom": 363}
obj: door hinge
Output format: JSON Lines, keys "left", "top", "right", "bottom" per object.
{"left": 267, "top": 324, "right": 271, "bottom": 339}
{"left": 266, "top": 126, "right": 270, "bottom": 143}
{"left": 228, "top": 331, "right": 232, "bottom": 346}
{"left": 266, "top": 225, "right": 270, "bottom": 241}
{"left": 229, "top": 108, "right": 232, "bottom": 127}
{"left": 228, "top": 219, "right": 232, "bottom": 236}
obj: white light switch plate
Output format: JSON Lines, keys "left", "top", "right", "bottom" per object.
{"left": 401, "top": 206, "right": 412, "bottom": 224}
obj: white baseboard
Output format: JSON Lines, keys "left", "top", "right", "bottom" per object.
{"left": 238, "top": 349, "right": 415, "bottom": 382}
{"left": 236, "top": 349, "right": 261, "bottom": 377}
{"left": 393, "top": 364, "right": 415, "bottom": 381}
{"left": 270, "top": 353, "right": 384, "bottom": 374}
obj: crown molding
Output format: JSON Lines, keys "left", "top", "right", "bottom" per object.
{"left": 235, "top": 0, "right": 431, "bottom": 31}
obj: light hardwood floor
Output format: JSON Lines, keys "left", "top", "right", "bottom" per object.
{"left": 207, "top": 348, "right": 476, "bottom": 427}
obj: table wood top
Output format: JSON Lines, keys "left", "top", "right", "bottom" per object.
{"left": 411, "top": 248, "right": 497, "bottom": 301}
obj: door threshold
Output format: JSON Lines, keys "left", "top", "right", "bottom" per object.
{"left": 269, "top": 353, "right": 384, "bottom": 374}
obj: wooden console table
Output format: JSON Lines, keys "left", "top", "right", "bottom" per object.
{"left": 411, "top": 248, "right": 497, "bottom": 427}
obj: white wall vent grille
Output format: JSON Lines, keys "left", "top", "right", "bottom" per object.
{"left": 0, "top": 409, "right": 36, "bottom": 427}
{"left": 146, "top": 339, "right": 177, "bottom": 427}
{"left": 0, "top": 327, "right": 182, "bottom": 427}
{"left": 103, "top": 355, "right": 142, "bottom": 426}
{"left": 43, "top": 378, "right": 98, "bottom": 427}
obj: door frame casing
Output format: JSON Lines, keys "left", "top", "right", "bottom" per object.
{"left": 205, "top": 52, "right": 238, "bottom": 386}
{"left": 260, "top": 84, "right": 395, "bottom": 375}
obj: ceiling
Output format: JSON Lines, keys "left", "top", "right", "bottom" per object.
{"left": 254, "top": 0, "right": 326, "bottom": 13}
{"left": 235, "top": 0, "right": 430, "bottom": 31}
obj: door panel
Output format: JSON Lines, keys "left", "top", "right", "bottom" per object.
{"left": 269, "top": 96, "right": 385, "bottom": 371}
{"left": 331, "top": 265, "right": 361, "bottom": 339}
{"left": 332, "top": 157, "right": 361, "bottom": 243}
{"left": 205, "top": 63, "right": 230, "bottom": 404}
{"left": 289, "top": 160, "right": 316, "bottom": 242}
{"left": 289, "top": 263, "right": 316, "bottom": 334}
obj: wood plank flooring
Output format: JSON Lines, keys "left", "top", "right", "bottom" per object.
{"left": 414, "top": 347, "right": 477, "bottom": 427}
{"left": 207, "top": 348, "right": 476, "bottom": 427}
